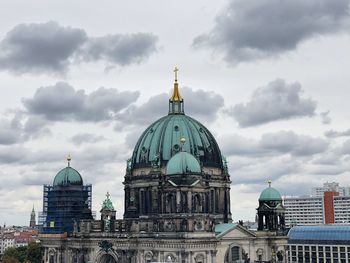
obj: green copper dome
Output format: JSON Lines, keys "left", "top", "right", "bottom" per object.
{"left": 131, "top": 114, "right": 223, "bottom": 169}
{"left": 53, "top": 166, "right": 83, "bottom": 186}
{"left": 166, "top": 151, "right": 201, "bottom": 175}
{"left": 259, "top": 186, "right": 282, "bottom": 201}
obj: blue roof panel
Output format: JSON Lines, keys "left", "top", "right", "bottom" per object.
{"left": 288, "top": 225, "right": 350, "bottom": 241}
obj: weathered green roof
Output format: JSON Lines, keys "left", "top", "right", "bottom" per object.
{"left": 131, "top": 114, "right": 223, "bottom": 169}
{"left": 215, "top": 223, "right": 237, "bottom": 237}
{"left": 259, "top": 187, "right": 282, "bottom": 201}
{"left": 101, "top": 197, "right": 115, "bottom": 211}
{"left": 166, "top": 151, "right": 201, "bottom": 175}
{"left": 53, "top": 166, "right": 83, "bottom": 186}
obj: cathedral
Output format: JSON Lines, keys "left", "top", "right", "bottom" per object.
{"left": 39, "top": 70, "right": 288, "bottom": 263}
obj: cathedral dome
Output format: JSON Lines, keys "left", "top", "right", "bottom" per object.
{"left": 131, "top": 113, "right": 223, "bottom": 170}
{"left": 53, "top": 155, "right": 83, "bottom": 186}
{"left": 166, "top": 151, "right": 201, "bottom": 175}
{"left": 131, "top": 75, "right": 223, "bottom": 170}
{"left": 259, "top": 182, "right": 282, "bottom": 201}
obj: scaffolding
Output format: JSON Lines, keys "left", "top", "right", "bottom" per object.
{"left": 42, "top": 184, "right": 92, "bottom": 234}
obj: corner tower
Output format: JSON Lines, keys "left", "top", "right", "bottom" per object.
{"left": 124, "top": 69, "right": 232, "bottom": 230}
{"left": 257, "top": 181, "right": 286, "bottom": 232}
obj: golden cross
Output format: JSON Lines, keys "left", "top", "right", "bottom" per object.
{"left": 174, "top": 67, "right": 179, "bottom": 81}
{"left": 268, "top": 180, "right": 272, "bottom": 187}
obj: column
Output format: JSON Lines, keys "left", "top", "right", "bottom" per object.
{"left": 176, "top": 190, "right": 181, "bottom": 212}
{"left": 188, "top": 191, "right": 192, "bottom": 212}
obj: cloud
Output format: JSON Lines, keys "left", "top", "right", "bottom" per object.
{"left": 325, "top": 128, "right": 350, "bottom": 138}
{"left": 0, "top": 117, "right": 22, "bottom": 145}
{"left": 70, "top": 133, "right": 105, "bottom": 146}
{"left": 193, "top": 0, "right": 350, "bottom": 64}
{"left": 82, "top": 34, "right": 158, "bottom": 66}
{"left": 260, "top": 131, "right": 329, "bottom": 156}
{"left": 117, "top": 87, "right": 225, "bottom": 127}
{"left": 0, "top": 21, "right": 87, "bottom": 73}
{"left": 226, "top": 79, "right": 316, "bottom": 127}
{"left": 0, "top": 21, "right": 158, "bottom": 74}
{"left": 220, "top": 130, "right": 328, "bottom": 157}
{"left": 23, "top": 82, "right": 139, "bottom": 122}
{"left": 320, "top": 111, "right": 332, "bottom": 124}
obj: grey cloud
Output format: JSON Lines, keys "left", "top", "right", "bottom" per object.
{"left": 0, "top": 21, "right": 87, "bottom": 73}
{"left": 0, "top": 118, "right": 21, "bottom": 145}
{"left": 320, "top": 111, "right": 332, "bottom": 124}
{"left": 230, "top": 156, "right": 298, "bottom": 184}
{"left": 70, "top": 133, "right": 105, "bottom": 146}
{"left": 0, "top": 21, "right": 158, "bottom": 74}
{"left": 341, "top": 139, "right": 350, "bottom": 155}
{"left": 226, "top": 79, "right": 316, "bottom": 127}
{"left": 325, "top": 128, "right": 350, "bottom": 138}
{"left": 82, "top": 34, "right": 158, "bottom": 66}
{"left": 193, "top": 0, "right": 350, "bottom": 64}
{"left": 220, "top": 131, "right": 328, "bottom": 157}
{"left": 23, "top": 115, "right": 51, "bottom": 139}
{"left": 260, "top": 131, "right": 329, "bottom": 156}
{"left": 23, "top": 82, "right": 140, "bottom": 122}
{"left": 117, "top": 87, "right": 225, "bottom": 127}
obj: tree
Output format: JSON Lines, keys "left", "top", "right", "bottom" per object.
{"left": 2, "top": 256, "right": 20, "bottom": 263}
{"left": 3, "top": 247, "right": 22, "bottom": 261}
{"left": 27, "top": 242, "right": 42, "bottom": 263}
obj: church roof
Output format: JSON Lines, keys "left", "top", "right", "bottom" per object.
{"left": 259, "top": 181, "right": 282, "bottom": 201}
{"left": 101, "top": 192, "right": 115, "bottom": 211}
{"left": 53, "top": 166, "right": 83, "bottom": 186}
{"left": 215, "top": 223, "right": 237, "bottom": 237}
{"left": 166, "top": 151, "right": 201, "bottom": 175}
{"left": 53, "top": 155, "right": 83, "bottom": 186}
{"left": 288, "top": 225, "right": 350, "bottom": 241}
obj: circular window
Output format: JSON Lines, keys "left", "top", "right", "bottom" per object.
{"left": 173, "top": 144, "right": 180, "bottom": 151}
{"left": 174, "top": 125, "right": 179, "bottom": 131}
{"left": 141, "top": 147, "right": 147, "bottom": 153}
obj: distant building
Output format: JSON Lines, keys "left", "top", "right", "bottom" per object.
{"left": 0, "top": 227, "right": 38, "bottom": 256}
{"left": 30, "top": 205, "right": 36, "bottom": 228}
{"left": 284, "top": 182, "right": 350, "bottom": 226}
{"left": 288, "top": 225, "right": 350, "bottom": 263}
{"left": 312, "top": 182, "right": 350, "bottom": 197}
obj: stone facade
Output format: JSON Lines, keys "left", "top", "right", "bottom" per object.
{"left": 40, "top": 75, "right": 288, "bottom": 263}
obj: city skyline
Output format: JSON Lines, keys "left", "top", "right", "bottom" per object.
{"left": 1, "top": 0, "right": 350, "bottom": 225}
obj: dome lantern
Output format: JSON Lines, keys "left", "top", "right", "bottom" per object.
{"left": 169, "top": 67, "right": 184, "bottom": 115}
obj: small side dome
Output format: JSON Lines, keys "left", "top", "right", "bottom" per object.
{"left": 259, "top": 181, "right": 282, "bottom": 201}
{"left": 53, "top": 167, "right": 83, "bottom": 186}
{"left": 166, "top": 151, "right": 201, "bottom": 175}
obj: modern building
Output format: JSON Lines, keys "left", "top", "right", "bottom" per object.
{"left": 287, "top": 225, "right": 350, "bottom": 263}
{"left": 39, "top": 71, "right": 288, "bottom": 263}
{"left": 312, "top": 182, "right": 350, "bottom": 197}
{"left": 41, "top": 155, "right": 93, "bottom": 234}
{"left": 284, "top": 183, "right": 350, "bottom": 226}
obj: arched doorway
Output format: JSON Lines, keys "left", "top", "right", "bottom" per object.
{"left": 98, "top": 254, "right": 117, "bottom": 263}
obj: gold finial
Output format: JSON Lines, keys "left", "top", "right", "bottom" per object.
{"left": 67, "top": 153, "right": 72, "bottom": 167}
{"left": 268, "top": 180, "right": 272, "bottom": 187}
{"left": 180, "top": 137, "right": 186, "bottom": 145}
{"left": 170, "top": 67, "right": 183, "bottom": 102}
{"left": 106, "top": 191, "right": 110, "bottom": 199}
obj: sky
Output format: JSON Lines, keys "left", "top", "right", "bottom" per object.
{"left": 1, "top": 0, "right": 350, "bottom": 225}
